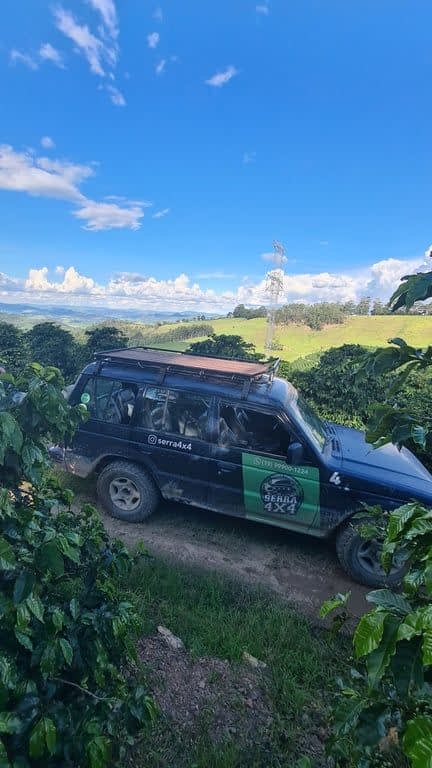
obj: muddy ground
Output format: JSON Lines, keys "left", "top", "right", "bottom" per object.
{"left": 71, "top": 476, "right": 368, "bottom": 618}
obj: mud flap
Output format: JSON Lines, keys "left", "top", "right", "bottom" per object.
{"left": 241, "top": 453, "right": 320, "bottom": 529}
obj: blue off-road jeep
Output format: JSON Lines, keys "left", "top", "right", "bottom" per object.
{"left": 55, "top": 347, "right": 432, "bottom": 587}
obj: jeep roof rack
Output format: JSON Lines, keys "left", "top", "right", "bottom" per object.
{"left": 94, "top": 346, "right": 280, "bottom": 398}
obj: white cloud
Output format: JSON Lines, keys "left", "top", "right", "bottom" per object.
{"left": 147, "top": 32, "right": 160, "bottom": 49}
{"left": 39, "top": 43, "right": 65, "bottom": 68}
{"left": 256, "top": 3, "right": 270, "bottom": 15}
{"left": 25, "top": 266, "right": 100, "bottom": 294}
{"left": 105, "top": 84, "right": 126, "bottom": 105}
{"left": 205, "top": 66, "right": 237, "bottom": 87}
{"left": 0, "top": 256, "right": 427, "bottom": 312}
{"left": 367, "top": 258, "right": 427, "bottom": 297}
{"left": 86, "top": 0, "right": 118, "bottom": 39}
{"left": 10, "top": 49, "right": 38, "bottom": 70}
{"left": 0, "top": 144, "right": 153, "bottom": 231}
{"left": 152, "top": 207, "right": 170, "bottom": 219}
{"left": 40, "top": 136, "right": 56, "bottom": 149}
{"left": 153, "top": 7, "right": 163, "bottom": 22}
{"left": 54, "top": 7, "right": 111, "bottom": 76}
{"left": 155, "top": 58, "right": 166, "bottom": 75}
{"left": 0, "top": 272, "right": 20, "bottom": 292}
{"left": 0, "top": 145, "right": 90, "bottom": 202}
{"left": 36, "top": 156, "right": 93, "bottom": 187}
{"left": 53, "top": 3, "right": 122, "bottom": 106}
{"left": 105, "top": 272, "right": 217, "bottom": 307}
{"left": 73, "top": 199, "right": 145, "bottom": 230}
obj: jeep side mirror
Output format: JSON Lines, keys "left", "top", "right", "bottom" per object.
{"left": 287, "top": 441, "right": 304, "bottom": 465}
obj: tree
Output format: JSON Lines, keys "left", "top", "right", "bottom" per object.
{"left": 0, "top": 322, "right": 28, "bottom": 375}
{"left": 356, "top": 296, "right": 371, "bottom": 315}
{"left": 232, "top": 304, "right": 267, "bottom": 320}
{"left": 84, "top": 326, "right": 128, "bottom": 357}
{"left": 275, "top": 302, "right": 348, "bottom": 330}
{"left": 25, "top": 323, "right": 80, "bottom": 381}
{"left": 187, "top": 334, "right": 264, "bottom": 361}
{"left": 370, "top": 298, "right": 389, "bottom": 315}
{"left": 342, "top": 300, "right": 357, "bottom": 315}
{"left": 0, "top": 364, "right": 152, "bottom": 765}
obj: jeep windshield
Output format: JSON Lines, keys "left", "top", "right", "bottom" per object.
{"left": 289, "top": 393, "right": 327, "bottom": 450}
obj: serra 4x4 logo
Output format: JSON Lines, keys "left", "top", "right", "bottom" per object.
{"left": 260, "top": 474, "right": 304, "bottom": 516}
{"left": 148, "top": 434, "right": 192, "bottom": 451}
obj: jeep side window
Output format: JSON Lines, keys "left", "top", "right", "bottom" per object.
{"left": 140, "top": 387, "right": 211, "bottom": 440}
{"left": 80, "top": 377, "right": 137, "bottom": 424}
{"left": 218, "top": 403, "right": 290, "bottom": 456}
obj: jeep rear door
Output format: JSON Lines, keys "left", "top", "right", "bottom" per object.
{"left": 129, "top": 385, "right": 213, "bottom": 507}
{"left": 209, "top": 400, "right": 320, "bottom": 531}
{"left": 66, "top": 374, "right": 136, "bottom": 475}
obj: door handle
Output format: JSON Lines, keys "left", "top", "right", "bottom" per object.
{"left": 217, "top": 466, "right": 233, "bottom": 475}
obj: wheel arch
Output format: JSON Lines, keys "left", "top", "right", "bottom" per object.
{"left": 93, "top": 454, "right": 160, "bottom": 488}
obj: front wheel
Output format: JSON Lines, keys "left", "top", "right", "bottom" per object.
{"left": 336, "top": 520, "right": 406, "bottom": 587}
{"left": 97, "top": 461, "right": 159, "bottom": 522}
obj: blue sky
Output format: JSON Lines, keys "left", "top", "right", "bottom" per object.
{"left": 0, "top": 0, "right": 431, "bottom": 311}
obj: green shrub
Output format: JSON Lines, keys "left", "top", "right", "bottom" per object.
{"left": 187, "top": 334, "right": 263, "bottom": 360}
{"left": 0, "top": 365, "right": 153, "bottom": 766}
{"left": 280, "top": 346, "right": 432, "bottom": 469}
{"left": 279, "top": 352, "right": 322, "bottom": 376}
{"left": 0, "top": 323, "right": 29, "bottom": 376}
{"left": 323, "top": 503, "right": 432, "bottom": 768}
{"left": 280, "top": 345, "right": 385, "bottom": 429}
{"left": 323, "top": 256, "right": 432, "bottom": 768}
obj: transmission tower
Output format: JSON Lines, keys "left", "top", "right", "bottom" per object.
{"left": 265, "top": 241, "right": 286, "bottom": 354}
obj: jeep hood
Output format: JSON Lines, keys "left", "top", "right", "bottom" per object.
{"left": 332, "top": 424, "right": 432, "bottom": 500}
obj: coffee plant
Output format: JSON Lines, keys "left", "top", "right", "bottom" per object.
{"left": 0, "top": 364, "right": 153, "bottom": 766}
{"left": 323, "top": 504, "right": 432, "bottom": 767}
{"left": 323, "top": 249, "right": 432, "bottom": 767}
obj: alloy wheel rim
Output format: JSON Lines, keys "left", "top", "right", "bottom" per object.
{"left": 109, "top": 477, "right": 141, "bottom": 511}
{"left": 357, "top": 539, "right": 405, "bottom": 577}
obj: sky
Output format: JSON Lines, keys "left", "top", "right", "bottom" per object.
{"left": 0, "top": 0, "right": 431, "bottom": 312}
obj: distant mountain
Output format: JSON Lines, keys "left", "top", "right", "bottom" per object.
{"left": 0, "top": 302, "right": 217, "bottom": 325}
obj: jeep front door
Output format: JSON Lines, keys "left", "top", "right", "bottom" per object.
{"left": 210, "top": 401, "right": 320, "bottom": 531}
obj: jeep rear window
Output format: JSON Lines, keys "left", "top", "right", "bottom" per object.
{"left": 80, "top": 377, "right": 137, "bottom": 424}
{"left": 140, "top": 387, "right": 211, "bottom": 440}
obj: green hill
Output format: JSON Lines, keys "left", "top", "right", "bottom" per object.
{"left": 148, "top": 315, "right": 432, "bottom": 361}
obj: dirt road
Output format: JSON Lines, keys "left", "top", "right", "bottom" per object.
{"left": 98, "top": 497, "right": 369, "bottom": 619}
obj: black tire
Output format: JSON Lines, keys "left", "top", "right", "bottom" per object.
{"left": 97, "top": 461, "right": 159, "bottom": 523}
{"left": 336, "top": 520, "right": 406, "bottom": 588}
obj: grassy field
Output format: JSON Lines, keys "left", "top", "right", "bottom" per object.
{"left": 149, "top": 315, "right": 432, "bottom": 360}
{"left": 127, "top": 558, "right": 349, "bottom": 767}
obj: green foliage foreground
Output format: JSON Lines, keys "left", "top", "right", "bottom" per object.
{"left": 323, "top": 256, "right": 432, "bottom": 768}
{"left": 0, "top": 365, "right": 152, "bottom": 767}
{"left": 323, "top": 503, "right": 432, "bottom": 767}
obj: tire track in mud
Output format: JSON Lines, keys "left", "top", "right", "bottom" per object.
{"left": 101, "top": 500, "right": 369, "bottom": 619}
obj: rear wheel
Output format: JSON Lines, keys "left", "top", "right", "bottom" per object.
{"left": 336, "top": 520, "right": 406, "bottom": 587}
{"left": 97, "top": 461, "right": 159, "bottom": 522}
